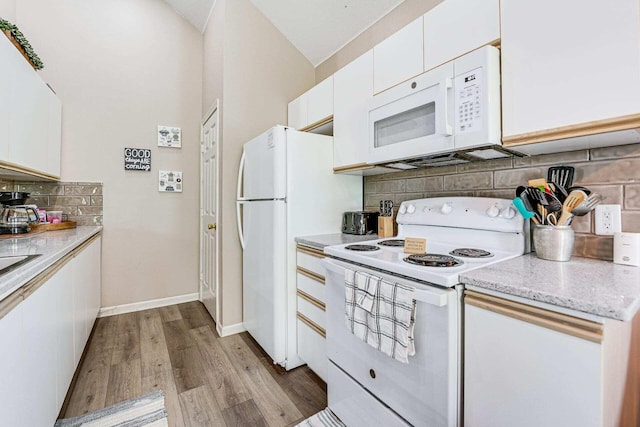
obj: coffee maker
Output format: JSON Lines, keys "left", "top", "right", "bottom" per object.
{"left": 0, "top": 192, "right": 38, "bottom": 235}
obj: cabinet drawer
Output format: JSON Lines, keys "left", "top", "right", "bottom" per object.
{"left": 297, "top": 293, "right": 325, "bottom": 329}
{"left": 296, "top": 246, "right": 326, "bottom": 276}
{"left": 297, "top": 318, "right": 328, "bottom": 382}
{"left": 297, "top": 272, "right": 325, "bottom": 303}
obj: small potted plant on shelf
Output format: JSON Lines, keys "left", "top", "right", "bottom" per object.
{"left": 0, "top": 17, "right": 44, "bottom": 70}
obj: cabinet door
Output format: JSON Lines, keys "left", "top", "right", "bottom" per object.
{"left": 287, "top": 94, "right": 307, "bottom": 130}
{"left": 0, "top": 303, "right": 27, "bottom": 426}
{"left": 501, "top": 0, "right": 640, "bottom": 139}
{"left": 0, "top": 35, "right": 13, "bottom": 161}
{"left": 46, "top": 92, "right": 62, "bottom": 178}
{"left": 9, "top": 54, "right": 49, "bottom": 173}
{"left": 22, "top": 280, "right": 60, "bottom": 426}
{"left": 373, "top": 17, "right": 424, "bottom": 94}
{"left": 465, "top": 302, "right": 602, "bottom": 427}
{"left": 307, "top": 76, "right": 333, "bottom": 126}
{"left": 334, "top": 51, "right": 373, "bottom": 171}
{"left": 73, "top": 236, "right": 102, "bottom": 364}
{"left": 423, "top": 0, "right": 499, "bottom": 71}
{"left": 52, "top": 262, "right": 75, "bottom": 408}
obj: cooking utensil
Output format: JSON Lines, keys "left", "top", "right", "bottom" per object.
{"left": 547, "top": 166, "right": 575, "bottom": 188}
{"left": 571, "top": 193, "right": 603, "bottom": 217}
{"left": 557, "top": 190, "right": 587, "bottom": 226}
{"left": 567, "top": 185, "right": 591, "bottom": 196}
{"left": 518, "top": 189, "right": 541, "bottom": 224}
{"left": 512, "top": 198, "right": 535, "bottom": 221}
{"left": 548, "top": 180, "right": 568, "bottom": 203}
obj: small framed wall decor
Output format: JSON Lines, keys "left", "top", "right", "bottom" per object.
{"left": 159, "top": 170, "right": 183, "bottom": 192}
{"left": 123, "top": 148, "right": 151, "bottom": 171}
{"left": 158, "top": 125, "right": 181, "bottom": 148}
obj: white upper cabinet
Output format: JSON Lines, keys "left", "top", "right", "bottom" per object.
{"left": 307, "top": 76, "right": 334, "bottom": 126}
{"left": 501, "top": 0, "right": 640, "bottom": 144}
{"left": 373, "top": 17, "right": 424, "bottom": 94}
{"left": 287, "top": 76, "right": 334, "bottom": 131}
{"left": 287, "top": 95, "right": 307, "bottom": 130}
{"left": 0, "top": 34, "right": 62, "bottom": 179}
{"left": 334, "top": 50, "right": 373, "bottom": 171}
{"left": 423, "top": 0, "right": 500, "bottom": 71}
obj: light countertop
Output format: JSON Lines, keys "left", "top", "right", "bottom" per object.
{"left": 295, "top": 233, "right": 379, "bottom": 251}
{"left": 0, "top": 226, "right": 102, "bottom": 302}
{"left": 460, "top": 253, "right": 640, "bottom": 321}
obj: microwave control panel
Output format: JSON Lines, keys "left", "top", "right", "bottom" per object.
{"left": 454, "top": 67, "right": 483, "bottom": 134}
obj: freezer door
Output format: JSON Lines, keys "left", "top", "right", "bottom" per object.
{"left": 244, "top": 126, "right": 287, "bottom": 200}
{"left": 242, "top": 199, "right": 287, "bottom": 365}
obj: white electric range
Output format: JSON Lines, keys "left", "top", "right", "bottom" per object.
{"left": 323, "top": 197, "right": 529, "bottom": 427}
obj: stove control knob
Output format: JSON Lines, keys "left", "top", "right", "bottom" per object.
{"left": 440, "top": 203, "right": 453, "bottom": 215}
{"left": 486, "top": 205, "right": 500, "bottom": 218}
{"left": 501, "top": 206, "right": 516, "bottom": 219}
{"left": 399, "top": 205, "right": 407, "bottom": 215}
{"left": 406, "top": 204, "right": 416, "bottom": 214}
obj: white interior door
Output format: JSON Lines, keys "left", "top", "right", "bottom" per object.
{"left": 200, "top": 102, "right": 219, "bottom": 323}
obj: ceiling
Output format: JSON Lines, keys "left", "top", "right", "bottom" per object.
{"left": 162, "top": 0, "right": 405, "bottom": 66}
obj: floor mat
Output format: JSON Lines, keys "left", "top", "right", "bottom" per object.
{"left": 296, "top": 408, "right": 346, "bottom": 427}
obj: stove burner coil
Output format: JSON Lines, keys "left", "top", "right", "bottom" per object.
{"left": 345, "top": 244, "right": 380, "bottom": 252}
{"left": 449, "top": 248, "right": 493, "bottom": 258}
{"left": 377, "top": 239, "right": 405, "bottom": 247}
{"left": 403, "top": 253, "right": 463, "bottom": 267}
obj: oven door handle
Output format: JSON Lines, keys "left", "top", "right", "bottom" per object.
{"left": 413, "top": 288, "right": 447, "bottom": 307}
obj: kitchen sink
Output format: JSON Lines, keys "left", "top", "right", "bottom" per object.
{"left": 0, "top": 254, "right": 41, "bottom": 276}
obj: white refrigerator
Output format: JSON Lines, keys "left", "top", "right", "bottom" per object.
{"left": 236, "top": 125, "right": 362, "bottom": 370}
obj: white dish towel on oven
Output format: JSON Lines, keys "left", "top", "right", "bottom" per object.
{"left": 344, "top": 269, "right": 416, "bottom": 363}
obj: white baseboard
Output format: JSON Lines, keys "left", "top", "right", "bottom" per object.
{"left": 98, "top": 293, "right": 200, "bottom": 317}
{"left": 217, "top": 321, "right": 246, "bottom": 337}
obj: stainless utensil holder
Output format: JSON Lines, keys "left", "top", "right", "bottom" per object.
{"left": 533, "top": 225, "right": 575, "bottom": 262}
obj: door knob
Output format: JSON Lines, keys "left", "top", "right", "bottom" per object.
{"left": 208, "top": 223, "right": 217, "bottom": 230}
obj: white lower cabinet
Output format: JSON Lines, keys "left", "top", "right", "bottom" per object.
{"left": 0, "top": 234, "right": 102, "bottom": 426}
{"left": 296, "top": 245, "right": 328, "bottom": 381}
{"left": 464, "top": 289, "right": 640, "bottom": 427}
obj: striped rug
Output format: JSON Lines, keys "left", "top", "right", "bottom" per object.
{"left": 55, "top": 390, "right": 168, "bottom": 427}
{"left": 296, "top": 408, "right": 345, "bottom": 427}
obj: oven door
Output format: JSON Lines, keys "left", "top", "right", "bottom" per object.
{"left": 323, "top": 258, "right": 460, "bottom": 427}
{"left": 368, "top": 62, "right": 455, "bottom": 165}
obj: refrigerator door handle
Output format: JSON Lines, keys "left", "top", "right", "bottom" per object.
{"left": 237, "top": 150, "right": 246, "bottom": 201}
{"left": 236, "top": 201, "right": 246, "bottom": 250}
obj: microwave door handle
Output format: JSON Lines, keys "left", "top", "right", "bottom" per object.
{"left": 440, "top": 77, "right": 453, "bottom": 136}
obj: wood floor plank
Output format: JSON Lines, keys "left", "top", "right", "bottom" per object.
{"left": 170, "top": 346, "right": 207, "bottom": 394}
{"left": 140, "top": 311, "right": 172, "bottom": 378}
{"left": 178, "top": 302, "right": 211, "bottom": 330}
{"left": 190, "top": 326, "right": 251, "bottom": 409}
{"left": 179, "top": 385, "right": 228, "bottom": 427}
{"left": 218, "top": 334, "right": 303, "bottom": 427}
{"left": 239, "top": 333, "right": 327, "bottom": 418}
{"left": 142, "top": 369, "right": 185, "bottom": 427}
{"left": 163, "top": 319, "right": 196, "bottom": 353}
{"left": 159, "top": 305, "right": 183, "bottom": 322}
{"left": 63, "top": 364, "right": 111, "bottom": 417}
{"left": 111, "top": 312, "right": 140, "bottom": 365}
{"left": 105, "top": 358, "right": 142, "bottom": 407}
{"left": 222, "top": 399, "right": 268, "bottom": 427}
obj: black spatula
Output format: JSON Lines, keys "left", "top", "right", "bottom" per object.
{"left": 547, "top": 166, "right": 575, "bottom": 189}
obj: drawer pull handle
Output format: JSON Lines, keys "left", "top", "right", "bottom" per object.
{"left": 369, "top": 369, "right": 376, "bottom": 379}
{"left": 297, "top": 289, "right": 326, "bottom": 311}
{"left": 296, "top": 266, "right": 325, "bottom": 284}
{"left": 297, "top": 245, "right": 326, "bottom": 258}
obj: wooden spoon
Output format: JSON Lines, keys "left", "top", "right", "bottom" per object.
{"left": 557, "top": 190, "right": 587, "bottom": 226}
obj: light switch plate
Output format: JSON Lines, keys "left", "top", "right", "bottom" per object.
{"left": 595, "top": 204, "right": 622, "bottom": 235}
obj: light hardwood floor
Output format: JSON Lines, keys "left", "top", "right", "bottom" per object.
{"left": 60, "top": 301, "right": 327, "bottom": 426}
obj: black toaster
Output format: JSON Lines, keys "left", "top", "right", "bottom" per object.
{"left": 342, "top": 211, "right": 379, "bottom": 235}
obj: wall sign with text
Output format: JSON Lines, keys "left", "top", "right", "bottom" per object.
{"left": 124, "top": 148, "right": 151, "bottom": 171}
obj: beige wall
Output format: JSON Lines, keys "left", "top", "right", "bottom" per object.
{"left": 315, "top": 0, "right": 443, "bottom": 82}
{"left": 203, "top": 0, "right": 315, "bottom": 327}
{"left": 0, "top": 0, "right": 16, "bottom": 22}
{"left": 15, "top": 0, "right": 203, "bottom": 307}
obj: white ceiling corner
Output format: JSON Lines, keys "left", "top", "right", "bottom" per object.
{"left": 249, "top": 0, "right": 406, "bottom": 66}
{"left": 162, "top": 0, "right": 216, "bottom": 32}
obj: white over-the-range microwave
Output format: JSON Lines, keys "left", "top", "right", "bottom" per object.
{"left": 369, "top": 45, "right": 520, "bottom": 169}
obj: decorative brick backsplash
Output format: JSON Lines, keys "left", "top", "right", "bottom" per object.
{"left": 2, "top": 181, "right": 104, "bottom": 226}
{"left": 364, "top": 143, "right": 640, "bottom": 261}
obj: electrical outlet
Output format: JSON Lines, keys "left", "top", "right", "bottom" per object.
{"left": 595, "top": 204, "right": 622, "bottom": 235}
